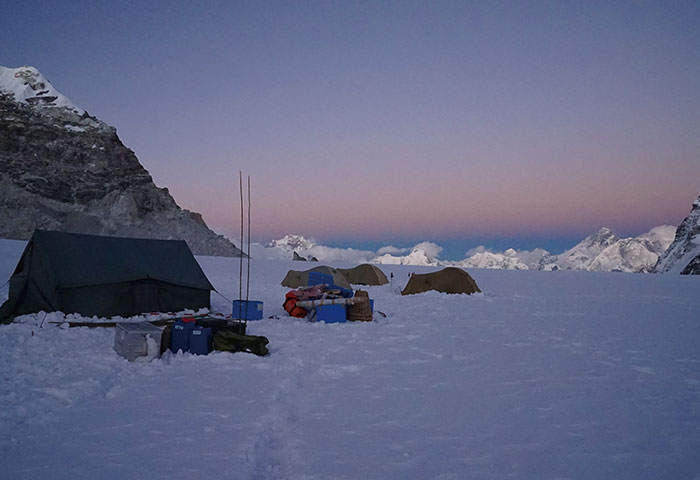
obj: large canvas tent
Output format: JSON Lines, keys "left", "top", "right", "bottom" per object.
{"left": 339, "top": 264, "right": 389, "bottom": 286}
{"left": 281, "top": 265, "right": 352, "bottom": 290}
{"left": 0, "top": 230, "right": 214, "bottom": 323}
{"left": 400, "top": 267, "right": 481, "bottom": 296}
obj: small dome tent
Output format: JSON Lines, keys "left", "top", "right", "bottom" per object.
{"left": 0, "top": 230, "right": 214, "bottom": 323}
{"left": 400, "top": 267, "right": 481, "bottom": 296}
{"left": 339, "top": 264, "right": 389, "bottom": 286}
{"left": 281, "top": 265, "right": 352, "bottom": 290}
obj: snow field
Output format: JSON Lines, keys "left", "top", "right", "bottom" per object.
{"left": 1, "top": 240, "right": 700, "bottom": 479}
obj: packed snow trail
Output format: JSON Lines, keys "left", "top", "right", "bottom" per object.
{"left": 1, "top": 243, "right": 700, "bottom": 479}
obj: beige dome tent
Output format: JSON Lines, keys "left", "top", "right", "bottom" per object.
{"left": 339, "top": 264, "right": 389, "bottom": 286}
{"left": 281, "top": 265, "right": 352, "bottom": 290}
{"left": 400, "top": 267, "right": 481, "bottom": 295}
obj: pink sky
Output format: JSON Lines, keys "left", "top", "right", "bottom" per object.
{"left": 4, "top": 1, "right": 699, "bottom": 251}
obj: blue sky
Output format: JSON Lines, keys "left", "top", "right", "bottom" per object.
{"left": 2, "top": 1, "right": 699, "bottom": 257}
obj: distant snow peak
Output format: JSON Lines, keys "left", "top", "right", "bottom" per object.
{"left": 260, "top": 234, "right": 374, "bottom": 263}
{"left": 449, "top": 225, "right": 674, "bottom": 273}
{"left": 0, "top": 65, "right": 83, "bottom": 114}
{"left": 266, "top": 234, "right": 316, "bottom": 252}
{"left": 372, "top": 241, "right": 441, "bottom": 266}
{"left": 456, "top": 248, "right": 529, "bottom": 270}
{"left": 455, "top": 246, "right": 549, "bottom": 271}
{"left": 557, "top": 226, "right": 676, "bottom": 273}
{"left": 556, "top": 227, "right": 620, "bottom": 271}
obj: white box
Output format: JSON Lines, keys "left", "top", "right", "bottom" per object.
{"left": 114, "top": 323, "right": 163, "bottom": 361}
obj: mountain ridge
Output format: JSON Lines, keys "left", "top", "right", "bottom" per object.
{"left": 262, "top": 226, "right": 677, "bottom": 273}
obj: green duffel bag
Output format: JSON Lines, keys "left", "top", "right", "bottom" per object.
{"left": 213, "top": 330, "right": 270, "bottom": 356}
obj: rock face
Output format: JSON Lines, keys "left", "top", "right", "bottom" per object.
{"left": 0, "top": 66, "right": 242, "bottom": 257}
{"left": 654, "top": 194, "right": 700, "bottom": 274}
{"left": 680, "top": 254, "right": 700, "bottom": 275}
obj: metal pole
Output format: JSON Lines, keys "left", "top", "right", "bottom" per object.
{"left": 238, "top": 171, "right": 244, "bottom": 316}
{"left": 245, "top": 175, "right": 251, "bottom": 326}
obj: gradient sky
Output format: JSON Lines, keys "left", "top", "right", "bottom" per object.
{"left": 2, "top": 1, "right": 700, "bottom": 258}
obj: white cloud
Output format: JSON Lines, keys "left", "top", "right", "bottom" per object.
{"left": 376, "top": 245, "right": 410, "bottom": 256}
{"left": 412, "top": 241, "right": 442, "bottom": 261}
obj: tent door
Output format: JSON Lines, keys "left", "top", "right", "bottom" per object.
{"left": 133, "top": 280, "right": 161, "bottom": 314}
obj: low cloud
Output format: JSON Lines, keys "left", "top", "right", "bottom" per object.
{"left": 377, "top": 245, "right": 410, "bottom": 256}
{"left": 413, "top": 241, "right": 443, "bottom": 261}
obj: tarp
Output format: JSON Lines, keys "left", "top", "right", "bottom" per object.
{"left": 400, "top": 267, "right": 481, "bottom": 295}
{"left": 339, "top": 264, "right": 389, "bottom": 285}
{"left": 0, "top": 230, "right": 214, "bottom": 323}
{"left": 281, "top": 265, "right": 352, "bottom": 290}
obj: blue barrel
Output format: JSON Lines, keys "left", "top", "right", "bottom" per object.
{"left": 170, "top": 320, "right": 195, "bottom": 353}
{"left": 189, "top": 327, "right": 212, "bottom": 355}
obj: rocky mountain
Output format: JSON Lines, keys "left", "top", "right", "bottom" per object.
{"left": 654, "top": 194, "right": 700, "bottom": 274}
{"left": 0, "top": 65, "right": 242, "bottom": 257}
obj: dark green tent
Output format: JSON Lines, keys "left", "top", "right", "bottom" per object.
{"left": 0, "top": 230, "right": 214, "bottom": 323}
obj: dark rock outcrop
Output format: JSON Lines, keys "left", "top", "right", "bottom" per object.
{"left": 0, "top": 72, "right": 242, "bottom": 257}
{"left": 680, "top": 253, "right": 700, "bottom": 275}
{"left": 654, "top": 194, "right": 700, "bottom": 274}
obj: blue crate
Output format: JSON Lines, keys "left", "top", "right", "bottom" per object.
{"left": 189, "top": 327, "right": 212, "bottom": 355}
{"left": 308, "top": 271, "right": 333, "bottom": 286}
{"left": 232, "top": 300, "right": 264, "bottom": 320}
{"left": 170, "top": 320, "right": 195, "bottom": 353}
{"left": 316, "top": 304, "right": 347, "bottom": 323}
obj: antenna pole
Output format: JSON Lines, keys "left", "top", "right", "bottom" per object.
{"left": 238, "top": 171, "right": 244, "bottom": 313}
{"left": 245, "top": 175, "right": 252, "bottom": 325}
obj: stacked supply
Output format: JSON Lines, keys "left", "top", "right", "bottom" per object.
{"left": 283, "top": 284, "right": 375, "bottom": 324}
{"left": 169, "top": 317, "right": 253, "bottom": 355}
